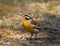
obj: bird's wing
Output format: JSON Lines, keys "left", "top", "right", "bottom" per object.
{"left": 30, "top": 20, "right": 46, "bottom": 33}
{"left": 30, "top": 20, "right": 45, "bottom": 30}
{"left": 30, "top": 20, "right": 41, "bottom": 30}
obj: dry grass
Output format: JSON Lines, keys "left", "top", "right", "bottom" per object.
{"left": 0, "top": 0, "right": 60, "bottom": 46}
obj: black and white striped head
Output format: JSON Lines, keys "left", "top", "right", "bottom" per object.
{"left": 24, "top": 13, "right": 32, "bottom": 20}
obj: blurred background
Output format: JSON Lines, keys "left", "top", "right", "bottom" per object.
{"left": 0, "top": 0, "right": 60, "bottom": 27}
{"left": 0, "top": 0, "right": 60, "bottom": 46}
{"left": 0, "top": 0, "right": 60, "bottom": 28}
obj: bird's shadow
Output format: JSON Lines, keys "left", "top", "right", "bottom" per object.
{"left": 26, "top": 38, "right": 47, "bottom": 40}
{"left": 26, "top": 37, "right": 60, "bottom": 44}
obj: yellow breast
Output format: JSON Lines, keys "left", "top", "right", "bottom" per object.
{"left": 23, "top": 20, "right": 35, "bottom": 33}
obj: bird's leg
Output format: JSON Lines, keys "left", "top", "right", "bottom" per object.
{"left": 34, "top": 33, "right": 38, "bottom": 39}
{"left": 29, "top": 33, "right": 33, "bottom": 39}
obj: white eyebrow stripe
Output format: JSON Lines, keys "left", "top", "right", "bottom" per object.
{"left": 26, "top": 15, "right": 32, "bottom": 18}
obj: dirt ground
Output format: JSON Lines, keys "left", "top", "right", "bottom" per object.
{"left": 0, "top": 28, "right": 60, "bottom": 46}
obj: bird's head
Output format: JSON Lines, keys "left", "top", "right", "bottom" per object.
{"left": 24, "top": 13, "right": 32, "bottom": 20}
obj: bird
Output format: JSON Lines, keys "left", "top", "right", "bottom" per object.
{"left": 23, "top": 13, "right": 45, "bottom": 39}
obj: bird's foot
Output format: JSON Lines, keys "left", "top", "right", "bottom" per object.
{"left": 27, "top": 37, "right": 34, "bottom": 40}
{"left": 34, "top": 38, "right": 41, "bottom": 40}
